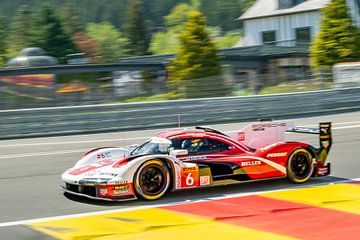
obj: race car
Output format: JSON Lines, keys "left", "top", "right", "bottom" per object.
{"left": 61, "top": 121, "right": 332, "bottom": 201}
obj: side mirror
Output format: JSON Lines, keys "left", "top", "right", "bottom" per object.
{"left": 171, "top": 149, "right": 188, "bottom": 156}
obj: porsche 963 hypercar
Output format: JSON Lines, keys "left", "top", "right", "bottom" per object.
{"left": 61, "top": 121, "right": 332, "bottom": 201}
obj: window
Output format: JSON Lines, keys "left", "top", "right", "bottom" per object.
{"left": 295, "top": 27, "right": 311, "bottom": 44}
{"left": 172, "top": 138, "right": 231, "bottom": 155}
{"left": 262, "top": 31, "right": 276, "bottom": 44}
{"left": 356, "top": 0, "right": 360, "bottom": 13}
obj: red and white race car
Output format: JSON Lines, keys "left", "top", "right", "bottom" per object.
{"left": 61, "top": 121, "right": 332, "bottom": 201}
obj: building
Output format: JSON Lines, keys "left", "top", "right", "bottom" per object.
{"left": 239, "top": 0, "right": 360, "bottom": 47}
{"left": 236, "top": 0, "right": 360, "bottom": 81}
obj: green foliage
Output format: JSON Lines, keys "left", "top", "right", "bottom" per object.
{"left": 60, "top": 2, "right": 84, "bottom": 36}
{"left": 32, "top": 4, "right": 77, "bottom": 63}
{"left": 149, "top": 29, "right": 180, "bottom": 54}
{"left": 310, "top": 0, "right": 360, "bottom": 68}
{"left": 167, "top": 11, "right": 228, "bottom": 98}
{"left": 150, "top": 2, "right": 197, "bottom": 55}
{"left": 200, "top": 0, "right": 253, "bottom": 31}
{"left": 124, "top": 0, "right": 150, "bottom": 56}
{"left": 150, "top": 3, "right": 242, "bottom": 55}
{"left": 164, "top": 1, "right": 199, "bottom": 28}
{"left": 0, "top": 14, "right": 8, "bottom": 65}
{"left": 86, "top": 22, "right": 129, "bottom": 62}
{"left": 0, "top": 0, "right": 255, "bottom": 63}
{"left": 215, "top": 31, "right": 242, "bottom": 48}
{"left": 5, "top": 5, "right": 35, "bottom": 59}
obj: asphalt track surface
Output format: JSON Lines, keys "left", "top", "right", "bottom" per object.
{"left": 0, "top": 111, "right": 359, "bottom": 239}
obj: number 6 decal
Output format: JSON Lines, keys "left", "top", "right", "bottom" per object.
{"left": 180, "top": 166, "right": 199, "bottom": 188}
{"left": 186, "top": 173, "right": 194, "bottom": 186}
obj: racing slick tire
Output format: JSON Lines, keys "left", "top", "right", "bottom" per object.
{"left": 134, "top": 159, "right": 171, "bottom": 200}
{"left": 287, "top": 148, "right": 314, "bottom": 183}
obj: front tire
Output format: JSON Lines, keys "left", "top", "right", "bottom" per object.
{"left": 134, "top": 159, "right": 170, "bottom": 200}
{"left": 287, "top": 148, "right": 314, "bottom": 183}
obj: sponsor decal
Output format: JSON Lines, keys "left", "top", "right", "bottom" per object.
{"left": 252, "top": 123, "right": 286, "bottom": 132}
{"left": 109, "top": 181, "right": 128, "bottom": 185}
{"left": 237, "top": 132, "right": 246, "bottom": 141}
{"left": 99, "top": 172, "right": 119, "bottom": 177}
{"left": 318, "top": 167, "right": 329, "bottom": 176}
{"left": 97, "top": 152, "right": 111, "bottom": 159}
{"left": 113, "top": 185, "right": 130, "bottom": 195}
{"left": 241, "top": 160, "right": 261, "bottom": 167}
{"left": 180, "top": 166, "right": 199, "bottom": 188}
{"left": 199, "top": 176, "right": 211, "bottom": 186}
{"left": 267, "top": 152, "right": 287, "bottom": 158}
{"left": 187, "top": 156, "right": 207, "bottom": 161}
{"left": 99, "top": 188, "right": 108, "bottom": 195}
{"left": 83, "top": 169, "right": 101, "bottom": 177}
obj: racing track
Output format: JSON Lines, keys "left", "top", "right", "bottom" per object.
{"left": 0, "top": 111, "right": 360, "bottom": 239}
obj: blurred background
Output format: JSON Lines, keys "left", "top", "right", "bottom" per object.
{"left": 0, "top": 0, "right": 359, "bottom": 110}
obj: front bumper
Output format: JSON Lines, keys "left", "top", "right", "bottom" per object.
{"left": 61, "top": 182, "right": 137, "bottom": 202}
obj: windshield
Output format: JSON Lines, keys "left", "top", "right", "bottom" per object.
{"left": 131, "top": 137, "right": 172, "bottom": 156}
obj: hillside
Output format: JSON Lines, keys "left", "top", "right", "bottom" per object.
{"left": 0, "top": 0, "right": 255, "bottom": 31}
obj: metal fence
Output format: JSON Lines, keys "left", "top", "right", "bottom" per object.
{"left": 1, "top": 86, "right": 360, "bottom": 139}
{"left": 0, "top": 68, "right": 348, "bottom": 110}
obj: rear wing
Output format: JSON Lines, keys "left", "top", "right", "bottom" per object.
{"left": 287, "top": 122, "right": 332, "bottom": 164}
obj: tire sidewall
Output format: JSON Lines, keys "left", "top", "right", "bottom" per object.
{"left": 287, "top": 148, "right": 314, "bottom": 183}
{"left": 134, "top": 159, "right": 170, "bottom": 200}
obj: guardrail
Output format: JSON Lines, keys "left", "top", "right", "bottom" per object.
{"left": 1, "top": 87, "right": 360, "bottom": 139}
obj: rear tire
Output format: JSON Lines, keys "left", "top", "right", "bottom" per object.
{"left": 287, "top": 148, "right": 314, "bottom": 183}
{"left": 134, "top": 159, "right": 170, "bottom": 200}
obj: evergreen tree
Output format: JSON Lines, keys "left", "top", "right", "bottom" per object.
{"left": 124, "top": 0, "right": 150, "bottom": 56}
{"left": 167, "top": 11, "right": 227, "bottom": 99}
{"left": 5, "top": 5, "right": 35, "bottom": 59}
{"left": 60, "top": 2, "right": 84, "bottom": 36}
{"left": 32, "top": 4, "right": 77, "bottom": 63}
{"left": 310, "top": 0, "right": 360, "bottom": 68}
{"left": 0, "top": 14, "right": 7, "bottom": 65}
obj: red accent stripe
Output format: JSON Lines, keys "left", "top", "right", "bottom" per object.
{"left": 162, "top": 195, "right": 360, "bottom": 240}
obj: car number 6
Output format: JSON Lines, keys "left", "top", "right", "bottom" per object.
{"left": 186, "top": 173, "right": 194, "bottom": 186}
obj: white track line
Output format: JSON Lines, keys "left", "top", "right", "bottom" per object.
{"left": 0, "top": 136, "right": 148, "bottom": 148}
{"left": 0, "top": 149, "right": 90, "bottom": 159}
{"left": 0, "top": 177, "right": 358, "bottom": 228}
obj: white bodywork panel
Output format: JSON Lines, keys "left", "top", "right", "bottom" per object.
{"left": 227, "top": 121, "right": 294, "bottom": 149}
{"left": 62, "top": 147, "right": 196, "bottom": 191}
{"left": 74, "top": 147, "right": 130, "bottom": 167}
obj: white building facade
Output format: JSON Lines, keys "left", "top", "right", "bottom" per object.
{"left": 239, "top": 0, "right": 360, "bottom": 47}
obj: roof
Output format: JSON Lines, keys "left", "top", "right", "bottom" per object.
{"left": 239, "top": 0, "right": 330, "bottom": 20}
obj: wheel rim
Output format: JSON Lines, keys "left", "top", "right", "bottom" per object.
{"left": 291, "top": 152, "right": 311, "bottom": 179}
{"left": 138, "top": 164, "right": 166, "bottom": 196}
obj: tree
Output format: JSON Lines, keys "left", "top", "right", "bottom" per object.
{"left": 0, "top": 14, "right": 7, "bottom": 65}
{"left": 167, "top": 11, "right": 228, "bottom": 98}
{"left": 5, "top": 5, "right": 35, "bottom": 59}
{"left": 60, "top": 2, "right": 84, "bottom": 36}
{"left": 124, "top": 0, "right": 150, "bottom": 56}
{"left": 32, "top": 4, "right": 77, "bottom": 63}
{"left": 310, "top": 0, "right": 360, "bottom": 68}
{"left": 150, "top": 1, "right": 199, "bottom": 55}
{"left": 73, "top": 32, "right": 102, "bottom": 63}
{"left": 86, "top": 22, "right": 129, "bottom": 62}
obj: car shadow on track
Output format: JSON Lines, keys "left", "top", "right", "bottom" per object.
{"left": 63, "top": 176, "right": 349, "bottom": 207}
